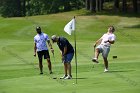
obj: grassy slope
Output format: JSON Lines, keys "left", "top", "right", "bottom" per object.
{"left": 0, "top": 10, "right": 140, "bottom": 93}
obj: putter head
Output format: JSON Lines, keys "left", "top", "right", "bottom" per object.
{"left": 113, "top": 56, "right": 117, "bottom": 59}
{"left": 53, "top": 77, "right": 57, "bottom": 79}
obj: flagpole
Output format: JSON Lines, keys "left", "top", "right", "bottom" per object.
{"left": 73, "top": 16, "right": 77, "bottom": 84}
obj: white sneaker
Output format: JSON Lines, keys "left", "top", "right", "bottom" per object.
{"left": 104, "top": 68, "right": 109, "bottom": 72}
{"left": 60, "top": 75, "right": 67, "bottom": 79}
{"left": 64, "top": 75, "right": 72, "bottom": 79}
{"left": 92, "top": 58, "right": 99, "bottom": 63}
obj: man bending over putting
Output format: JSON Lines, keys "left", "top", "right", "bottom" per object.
{"left": 51, "top": 35, "right": 74, "bottom": 79}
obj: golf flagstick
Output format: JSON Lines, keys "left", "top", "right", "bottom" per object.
{"left": 73, "top": 16, "right": 78, "bottom": 84}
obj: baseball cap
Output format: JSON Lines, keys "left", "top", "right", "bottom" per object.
{"left": 36, "top": 26, "right": 41, "bottom": 30}
{"left": 51, "top": 35, "right": 57, "bottom": 40}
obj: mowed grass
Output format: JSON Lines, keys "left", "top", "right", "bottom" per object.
{"left": 0, "top": 10, "right": 140, "bottom": 93}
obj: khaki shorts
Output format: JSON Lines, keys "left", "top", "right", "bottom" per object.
{"left": 96, "top": 44, "right": 110, "bottom": 58}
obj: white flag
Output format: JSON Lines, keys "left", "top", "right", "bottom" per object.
{"left": 64, "top": 18, "right": 75, "bottom": 35}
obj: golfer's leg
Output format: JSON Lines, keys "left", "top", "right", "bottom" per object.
{"left": 95, "top": 48, "right": 100, "bottom": 59}
{"left": 103, "top": 57, "right": 108, "bottom": 69}
{"left": 102, "top": 46, "right": 110, "bottom": 70}
{"left": 37, "top": 51, "right": 43, "bottom": 74}
{"left": 47, "top": 58, "right": 52, "bottom": 73}
{"left": 39, "top": 59, "right": 43, "bottom": 74}
{"left": 67, "top": 63, "right": 72, "bottom": 76}
{"left": 64, "top": 63, "right": 67, "bottom": 75}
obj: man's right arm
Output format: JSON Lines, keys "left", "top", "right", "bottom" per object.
{"left": 34, "top": 43, "right": 37, "bottom": 57}
{"left": 94, "top": 38, "right": 102, "bottom": 47}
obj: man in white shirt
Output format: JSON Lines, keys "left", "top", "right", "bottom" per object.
{"left": 92, "top": 26, "right": 116, "bottom": 72}
{"left": 34, "top": 26, "right": 54, "bottom": 74}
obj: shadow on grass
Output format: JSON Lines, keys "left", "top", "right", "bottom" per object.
{"left": 72, "top": 78, "right": 87, "bottom": 79}
{"left": 109, "top": 70, "right": 135, "bottom": 73}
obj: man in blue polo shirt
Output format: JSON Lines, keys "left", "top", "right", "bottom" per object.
{"left": 51, "top": 35, "right": 74, "bottom": 79}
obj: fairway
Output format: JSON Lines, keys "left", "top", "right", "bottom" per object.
{"left": 0, "top": 10, "right": 140, "bottom": 93}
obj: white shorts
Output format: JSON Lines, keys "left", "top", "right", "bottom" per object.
{"left": 96, "top": 44, "right": 110, "bottom": 58}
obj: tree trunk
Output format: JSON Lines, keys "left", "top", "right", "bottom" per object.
{"left": 133, "top": 0, "right": 138, "bottom": 13}
{"left": 101, "top": 0, "right": 104, "bottom": 10}
{"left": 64, "top": 0, "right": 71, "bottom": 11}
{"left": 122, "top": 0, "right": 127, "bottom": 12}
{"left": 26, "top": 0, "right": 30, "bottom": 16}
{"left": 16, "top": 0, "right": 22, "bottom": 16}
{"left": 90, "top": 0, "right": 95, "bottom": 12}
{"left": 85, "top": 0, "right": 90, "bottom": 10}
{"left": 96, "top": 0, "right": 98, "bottom": 11}
{"left": 93, "top": 0, "right": 96, "bottom": 12}
{"left": 114, "top": 0, "right": 119, "bottom": 10}
{"left": 94, "top": 0, "right": 104, "bottom": 11}
{"left": 22, "top": 0, "right": 26, "bottom": 16}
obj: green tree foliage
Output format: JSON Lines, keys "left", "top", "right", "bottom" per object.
{"left": 0, "top": 0, "right": 139, "bottom": 17}
{"left": 85, "top": 0, "right": 139, "bottom": 13}
{"left": 0, "top": 0, "right": 22, "bottom": 17}
{"left": 0, "top": 0, "right": 84, "bottom": 17}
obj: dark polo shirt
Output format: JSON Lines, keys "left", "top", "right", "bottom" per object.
{"left": 57, "top": 37, "right": 74, "bottom": 54}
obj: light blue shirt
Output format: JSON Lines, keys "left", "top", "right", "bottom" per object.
{"left": 34, "top": 32, "right": 49, "bottom": 51}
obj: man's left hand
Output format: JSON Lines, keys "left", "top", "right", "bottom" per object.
{"left": 51, "top": 48, "right": 54, "bottom": 54}
{"left": 104, "top": 40, "right": 109, "bottom": 43}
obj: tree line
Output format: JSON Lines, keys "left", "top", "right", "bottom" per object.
{"left": 86, "top": 0, "right": 139, "bottom": 13}
{"left": 0, "top": 0, "right": 139, "bottom": 17}
{"left": 0, "top": 0, "right": 84, "bottom": 17}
